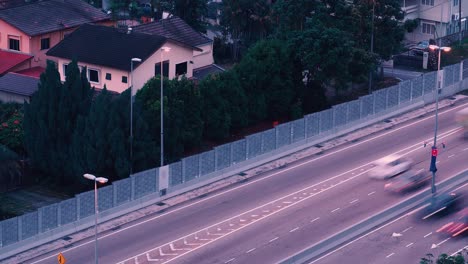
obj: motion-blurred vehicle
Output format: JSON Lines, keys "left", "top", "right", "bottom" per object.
{"left": 420, "top": 192, "right": 462, "bottom": 219}
{"left": 455, "top": 107, "right": 468, "bottom": 139}
{"left": 436, "top": 208, "right": 468, "bottom": 237}
{"left": 368, "top": 155, "right": 412, "bottom": 180}
{"left": 384, "top": 169, "right": 430, "bottom": 193}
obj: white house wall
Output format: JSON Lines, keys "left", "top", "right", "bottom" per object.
{"left": 192, "top": 43, "right": 214, "bottom": 69}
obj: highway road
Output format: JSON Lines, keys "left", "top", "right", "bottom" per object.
{"left": 20, "top": 102, "right": 468, "bottom": 264}
{"left": 310, "top": 183, "right": 468, "bottom": 264}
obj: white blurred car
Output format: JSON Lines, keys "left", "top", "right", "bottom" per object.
{"left": 368, "top": 155, "right": 412, "bottom": 180}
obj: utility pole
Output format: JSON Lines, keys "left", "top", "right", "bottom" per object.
{"left": 459, "top": 0, "right": 462, "bottom": 45}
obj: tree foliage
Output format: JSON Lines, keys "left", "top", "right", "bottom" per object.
{"left": 420, "top": 251, "right": 467, "bottom": 264}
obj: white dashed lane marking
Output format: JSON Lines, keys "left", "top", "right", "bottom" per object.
{"left": 246, "top": 248, "right": 256, "bottom": 254}
{"left": 350, "top": 199, "right": 359, "bottom": 204}
{"left": 310, "top": 217, "right": 320, "bottom": 223}
{"left": 331, "top": 208, "right": 340, "bottom": 213}
{"left": 424, "top": 232, "right": 432, "bottom": 238}
{"left": 368, "top": 191, "right": 376, "bottom": 196}
{"left": 269, "top": 237, "right": 279, "bottom": 243}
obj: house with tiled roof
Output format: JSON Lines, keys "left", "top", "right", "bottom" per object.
{"left": 0, "top": 72, "right": 39, "bottom": 103}
{"left": 0, "top": 0, "right": 112, "bottom": 73}
{"left": 47, "top": 23, "right": 203, "bottom": 94}
{"left": 133, "top": 16, "right": 225, "bottom": 80}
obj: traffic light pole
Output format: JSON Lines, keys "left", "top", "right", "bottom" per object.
{"left": 430, "top": 49, "right": 442, "bottom": 196}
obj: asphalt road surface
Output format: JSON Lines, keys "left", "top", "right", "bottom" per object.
{"left": 22, "top": 102, "right": 468, "bottom": 264}
{"left": 310, "top": 183, "right": 468, "bottom": 264}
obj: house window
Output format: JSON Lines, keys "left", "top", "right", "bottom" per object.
{"left": 40, "top": 38, "right": 50, "bottom": 50}
{"left": 422, "top": 23, "right": 435, "bottom": 34}
{"left": 155, "top": 60, "right": 169, "bottom": 77}
{"left": 88, "top": 68, "right": 100, "bottom": 83}
{"left": 421, "top": 0, "right": 434, "bottom": 5}
{"left": 175, "top": 62, "right": 188, "bottom": 76}
{"left": 122, "top": 76, "right": 128, "bottom": 83}
{"left": 8, "top": 36, "right": 20, "bottom": 51}
{"left": 63, "top": 64, "right": 68, "bottom": 76}
{"left": 106, "top": 73, "right": 112, "bottom": 80}
{"left": 454, "top": 0, "right": 459, "bottom": 5}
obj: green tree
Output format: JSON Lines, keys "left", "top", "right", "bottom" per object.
{"left": 420, "top": 251, "right": 467, "bottom": 264}
{"left": 234, "top": 39, "right": 303, "bottom": 122}
{"left": 167, "top": 0, "right": 208, "bottom": 32}
{"left": 220, "top": 0, "right": 273, "bottom": 60}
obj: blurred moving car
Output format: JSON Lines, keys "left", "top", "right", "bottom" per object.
{"left": 421, "top": 192, "right": 462, "bottom": 220}
{"left": 437, "top": 208, "right": 468, "bottom": 237}
{"left": 384, "top": 169, "right": 430, "bottom": 193}
{"left": 455, "top": 107, "right": 468, "bottom": 139}
{"left": 368, "top": 155, "right": 412, "bottom": 180}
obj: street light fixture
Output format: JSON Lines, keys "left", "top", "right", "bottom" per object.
{"left": 130, "top": 57, "right": 142, "bottom": 174}
{"left": 427, "top": 44, "right": 451, "bottom": 196}
{"left": 160, "top": 46, "right": 170, "bottom": 167}
{"left": 83, "top": 173, "right": 108, "bottom": 264}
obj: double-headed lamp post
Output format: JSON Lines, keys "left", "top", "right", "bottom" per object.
{"left": 160, "top": 46, "right": 171, "bottom": 167}
{"left": 83, "top": 174, "right": 109, "bottom": 264}
{"left": 130, "top": 57, "right": 142, "bottom": 174}
{"left": 428, "top": 44, "right": 451, "bottom": 196}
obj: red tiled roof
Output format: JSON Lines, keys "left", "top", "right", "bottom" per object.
{"left": 15, "top": 66, "right": 45, "bottom": 78}
{"left": 0, "top": 50, "right": 33, "bottom": 75}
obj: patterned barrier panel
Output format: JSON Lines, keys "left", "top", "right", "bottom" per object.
{"left": 346, "top": 100, "right": 361, "bottom": 123}
{"left": 291, "top": 119, "right": 305, "bottom": 143}
{"left": 133, "top": 168, "right": 157, "bottom": 199}
{"left": 360, "top": 95, "right": 373, "bottom": 118}
{"left": 373, "top": 89, "right": 387, "bottom": 114}
{"left": 444, "top": 64, "right": 454, "bottom": 87}
{"left": 1, "top": 217, "right": 18, "bottom": 246}
{"left": 423, "top": 71, "right": 437, "bottom": 94}
{"left": 453, "top": 63, "right": 461, "bottom": 83}
{"left": 246, "top": 133, "right": 263, "bottom": 159}
{"left": 387, "top": 85, "right": 399, "bottom": 108}
{"left": 20, "top": 212, "right": 38, "bottom": 240}
{"left": 169, "top": 161, "right": 183, "bottom": 187}
{"left": 463, "top": 59, "right": 468, "bottom": 79}
{"left": 262, "top": 128, "right": 276, "bottom": 153}
{"left": 40, "top": 204, "right": 58, "bottom": 232}
{"left": 215, "top": 144, "right": 231, "bottom": 170}
{"left": 333, "top": 103, "right": 347, "bottom": 128}
{"left": 399, "top": 80, "right": 411, "bottom": 103}
{"left": 319, "top": 109, "right": 333, "bottom": 133}
{"left": 183, "top": 155, "right": 200, "bottom": 182}
{"left": 411, "top": 75, "right": 424, "bottom": 99}
{"left": 305, "top": 113, "right": 320, "bottom": 138}
{"left": 276, "top": 123, "right": 291, "bottom": 148}
{"left": 231, "top": 139, "right": 247, "bottom": 164}
{"left": 59, "top": 198, "right": 77, "bottom": 225}
{"left": 200, "top": 150, "right": 215, "bottom": 176}
{"left": 98, "top": 185, "right": 114, "bottom": 212}
{"left": 114, "top": 178, "right": 132, "bottom": 206}
{"left": 78, "top": 191, "right": 95, "bottom": 219}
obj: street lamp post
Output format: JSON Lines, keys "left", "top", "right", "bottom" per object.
{"left": 130, "top": 57, "right": 141, "bottom": 174}
{"left": 428, "top": 44, "right": 451, "bottom": 196}
{"left": 160, "top": 47, "right": 170, "bottom": 167}
{"left": 83, "top": 174, "right": 109, "bottom": 264}
{"left": 369, "top": 0, "right": 375, "bottom": 94}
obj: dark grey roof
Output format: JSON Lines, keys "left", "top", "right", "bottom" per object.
{"left": 193, "top": 64, "right": 225, "bottom": 80}
{"left": 0, "top": 0, "right": 110, "bottom": 36}
{"left": 0, "top": 72, "right": 39, "bottom": 96}
{"left": 133, "top": 16, "right": 212, "bottom": 47}
{"left": 47, "top": 24, "right": 168, "bottom": 71}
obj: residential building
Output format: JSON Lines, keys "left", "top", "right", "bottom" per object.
{"left": 46, "top": 23, "right": 203, "bottom": 94}
{"left": 133, "top": 16, "right": 224, "bottom": 80}
{"left": 0, "top": 72, "right": 39, "bottom": 103}
{"left": 0, "top": 0, "right": 112, "bottom": 72}
{"left": 402, "top": 0, "right": 468, "bottom": 43}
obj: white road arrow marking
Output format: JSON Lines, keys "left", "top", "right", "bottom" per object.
{"left": 392, "top": 232, "right": 403, "bottom": 237}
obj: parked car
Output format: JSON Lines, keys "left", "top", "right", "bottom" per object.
{"left": 436, "top": 208, "right": 468, "bottom": 237}
{"left": 410, "top": 39, "right": 435, "bottom": 56}
{"left": 368, "top": 155, "right": 412, "bottom": 180}
{"left": 384, "top": 169, "right": 430, "bottom": 193}
{"left": 420, "top": 192, "right": 462, "bottom": 220}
